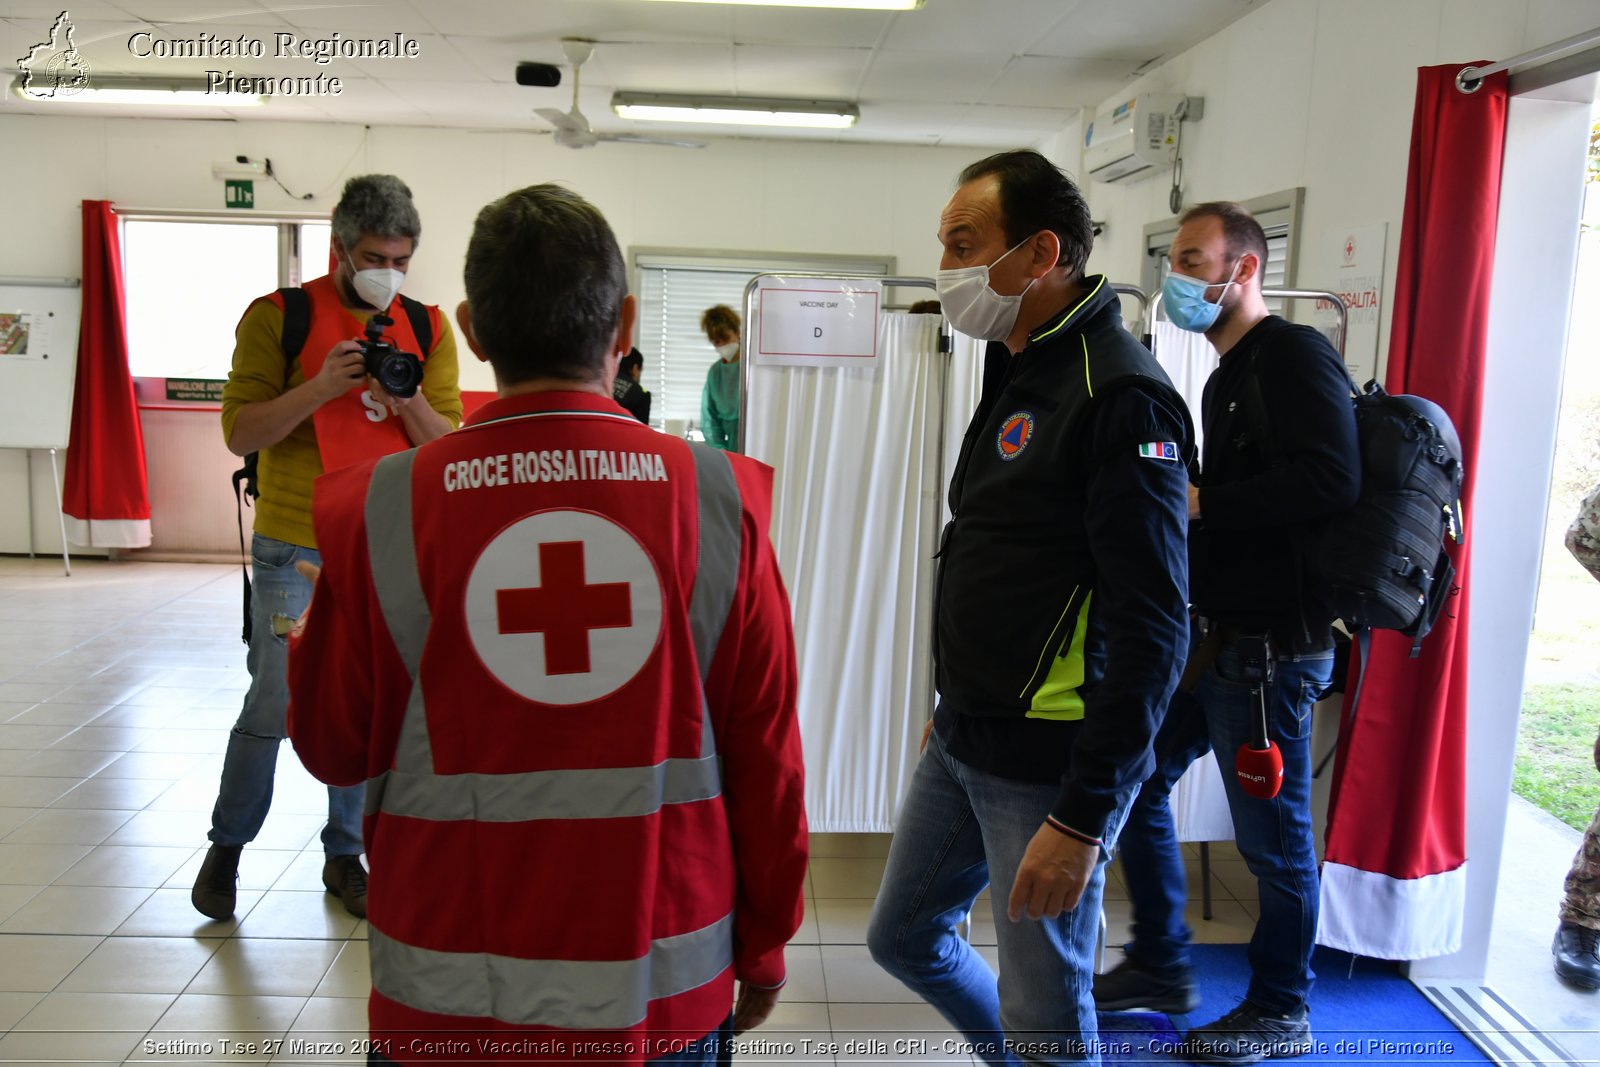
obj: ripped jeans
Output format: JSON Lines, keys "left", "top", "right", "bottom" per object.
{"left": 208, "top": 534, "right": 364, "bottom": 857}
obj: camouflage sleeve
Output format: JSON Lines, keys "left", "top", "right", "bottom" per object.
{"left": 1567, "top": 480, "right": 1600, "bottom": 584}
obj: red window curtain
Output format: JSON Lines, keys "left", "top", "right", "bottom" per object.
{"left": 1317, "top": 64, "right": 1508, "bottom": 960}
{"left": 62, "top": 200, "right": 151, "bottom": 549}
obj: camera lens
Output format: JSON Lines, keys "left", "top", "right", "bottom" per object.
{"left": 376, "top": 351, "right": 422, "bottom": 399}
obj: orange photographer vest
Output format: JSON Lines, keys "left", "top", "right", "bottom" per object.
{"left": 290, "top": 274, "right": 440, "bottom": 474}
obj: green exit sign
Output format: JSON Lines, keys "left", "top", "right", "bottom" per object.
{"left": 225, "top": 180, "right": 254, "bottom": 209}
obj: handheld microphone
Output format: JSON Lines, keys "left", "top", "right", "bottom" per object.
{"left": 1233, "top": 638, "right": 1283, "bottom": 799}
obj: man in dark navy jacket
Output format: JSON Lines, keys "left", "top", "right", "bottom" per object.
{"left": 1094, "top": 202, "right": 1360, "bottom": 1065}
{"left": 868, "top": 149, "right": 1192, "bottom": 1065}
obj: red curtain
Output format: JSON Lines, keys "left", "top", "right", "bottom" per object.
{"left": 62, "top": 200, "right": 151, "bottom": 549}
{"left": 1318, "top": 64, "right": 1508, "bottom": 960}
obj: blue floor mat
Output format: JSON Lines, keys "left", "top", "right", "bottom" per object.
{"left": 1098, "top": 944, "right": 1493, "bottom": 1065}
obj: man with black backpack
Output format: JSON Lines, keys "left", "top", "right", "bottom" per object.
{"left": 1093, "top": 202, "right": 1360, "bottom": 1064}
{"left": 193, "top": 174, "right": 461, "bottom": 922}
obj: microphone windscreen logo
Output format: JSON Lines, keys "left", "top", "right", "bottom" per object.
{"left": 1235, "top": 742, "right": 1284, "bottom": 799}
{"left": 515, "top": 62, "right": 562, "bottom": 87}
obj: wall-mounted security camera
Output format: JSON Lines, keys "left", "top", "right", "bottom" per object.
{"left": 212, "top": 155, "right": 266, "bottom": 181}
{"left": 1091, "top": 219, "right": 1106, "bottom": 238}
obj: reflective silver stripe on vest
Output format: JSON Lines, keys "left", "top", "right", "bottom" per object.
{"left": 687, "top": 444, "right": 742, "bottom": 759}
{"left": 373, "top": 755, "right": 722, "bottom": 823}
{"left": 362, "top": 439, "right": 744, "bottom": 806}
{"left": 687, "top": 445, "right": 741, "bottom": 684}
{"left": 365, "top": 449, "right": 435, "bottom": 775}
{"left": 359, "top": 439, "right": 743, "bottom": 1022}
{"left": 368, "top": 913, "right": 734, "bottom": 1029}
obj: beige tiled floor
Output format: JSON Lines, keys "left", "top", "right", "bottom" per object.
{"left": 24, "top": 557, "right": 1579, "bottom": 1064}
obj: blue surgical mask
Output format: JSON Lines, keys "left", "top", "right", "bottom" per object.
{"left": 1162, "top": 260, "right": 1241, "bottom": 333}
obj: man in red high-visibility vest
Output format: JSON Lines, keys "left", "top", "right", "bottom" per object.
{"left": 286, "top": 184, "right": 808, "bottom": 1064}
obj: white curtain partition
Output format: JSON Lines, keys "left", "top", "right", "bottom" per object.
{"left": 1148, "top": 319, "right": 1235, "bottom": 844}
{"left": 747, "top": 313, "right": 983, "bottom": 832}
{"left": 1150, "top": 320, "right": 1219, "bottom": 456}
{"left": 749, "top": 307, "right": 1233, "bottom": 836}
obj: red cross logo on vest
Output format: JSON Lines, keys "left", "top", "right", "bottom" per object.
{"left": 497, "top": 542, "right": 631, "bottom": 676}
{"left": 465, "top": 510, "right": 663, "bottom": 705}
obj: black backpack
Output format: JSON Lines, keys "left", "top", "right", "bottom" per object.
{"left": 1244, "top": 335, "right": 1464, "bottom": 659}
{"left": 231, "top": 288, "right": 434, "bottom": 643}
{"left": 1305, "top": 379, "right": 1464, "bottom": 657}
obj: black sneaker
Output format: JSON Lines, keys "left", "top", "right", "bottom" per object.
{"left": 1183, "top": 1001, "right": 1313, "bottom": 1065}
{"left": 1553, "top": 922, "right": 1600, "bottom": 991}
{"left": 323, "top": 854, "right": 368, "bottom": 918}
{"left": 191, "top": 843, "right": 242, "bottom": 920}
{"left": 1093, "top": 955, "right": 1200, "bottom": 1013}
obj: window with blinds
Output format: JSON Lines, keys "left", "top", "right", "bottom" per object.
{"left": 634, "top": 253, "right": 891, "bottom": 428}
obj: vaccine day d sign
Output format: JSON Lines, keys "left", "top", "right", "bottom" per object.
{"left": 755, "top": 278, "right": 882, "bottom": 369}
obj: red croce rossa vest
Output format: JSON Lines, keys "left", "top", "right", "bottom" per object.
{"left": 290, "top": 390, "right": 807, "bottom": 1064}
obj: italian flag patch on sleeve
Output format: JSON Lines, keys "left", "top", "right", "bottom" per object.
{"left": 1138, "top": 441, "right": 1180, "bottom": 462}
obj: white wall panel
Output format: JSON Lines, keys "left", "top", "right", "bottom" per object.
{"left": 0, "top": 112, "right": 976, "bottom": 550}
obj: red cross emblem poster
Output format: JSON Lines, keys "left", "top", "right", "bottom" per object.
{"left": 464, "top": 510, "right": 663, "bottom": 705}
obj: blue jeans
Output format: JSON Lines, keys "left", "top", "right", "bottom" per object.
{"left": 867, "top": 725, "right": 1125, "bottom": 1066}
{"left": 209, "top": 534, "right": 364, "bottom": 857}
{"left": 1118, "top": 633, "right": 1333, "bottom": 1014}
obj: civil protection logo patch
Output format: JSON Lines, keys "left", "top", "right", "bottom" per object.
{"left": 996, "top": 411, "right": 1035, "bottom": 461}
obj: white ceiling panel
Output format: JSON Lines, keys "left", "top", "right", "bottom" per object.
{"left": 20, "top": 19, "right": 165, "bottom": 75}
{"left": 107, "top": 2, "right": 282, "bottom": 24}
{"left": 376, "top": 77, "right": 527, "bottom": 117}
{"left": 733, "top": 44, "right": 872, "bottom": 98}
{"left": 340, "top": 35, "right": 482, "bottom": 82}
{"left": 858, "top": 49, "right": 1008, "bottom": 105}
{"left": 261, "top": 3, "right": 437, "bottom": 33}
{"left": 589, "top": 41, "right": 735, "bottom": 94}
{"left": 284, "top": 74, "right": 425, "bottom": 122}
{"left": 956, "top": 102, "right": 1077, "bottom": 128}
{"left": 405, "top": 0, "right": 734, "bottom": 43}
{"left": 729, "top": 7, "right": 893, "bottom": 48}
{"left": 1031, "top": 0, "right": 1260, "bottom": 62}
{"left": 3, "top": 0, "right": 1258, "bottom": 148}
{"left": 6, "top": 1, "right": 137, "bottom": 17}
{"left": 879, "top": 0, "right": 1076, "bottom": 55}
{"left": 981, "top": 55, "right": 1140, "bottom": 109}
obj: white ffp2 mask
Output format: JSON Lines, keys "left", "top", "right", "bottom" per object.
{"left": 936, "top": 237, "right": 1037, "bottom": 341}
{"left": 346, "top": 256, "right": 404, "bottom": 310}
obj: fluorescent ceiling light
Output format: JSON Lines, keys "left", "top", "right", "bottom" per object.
{"left": 638, "top": 0, "right": 922, "bottom": 8}
{"left": 613, "top": 93, "right": 859, "bottom": 129}
{"left": 10, "top": 76, "right": 262, "bottom": 107}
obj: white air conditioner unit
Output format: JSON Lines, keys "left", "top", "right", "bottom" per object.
{"left": 1084, "top": 94, "right": 1192, "bottom": 184}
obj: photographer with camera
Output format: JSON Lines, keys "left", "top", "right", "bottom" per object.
{"left": 195, "top": 174, "right": 461, "bottom": 922}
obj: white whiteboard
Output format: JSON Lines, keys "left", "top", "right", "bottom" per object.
{"left": 0, "top": 279, "right": 81, "bottom": 450}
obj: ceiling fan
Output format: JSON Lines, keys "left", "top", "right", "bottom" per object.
{"left": 534, "top": 38, "right": 705, "bottom": 150}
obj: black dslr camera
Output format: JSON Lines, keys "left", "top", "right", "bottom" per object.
{"left": 360, "top": 313, "right": 423, "bottom": 400}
